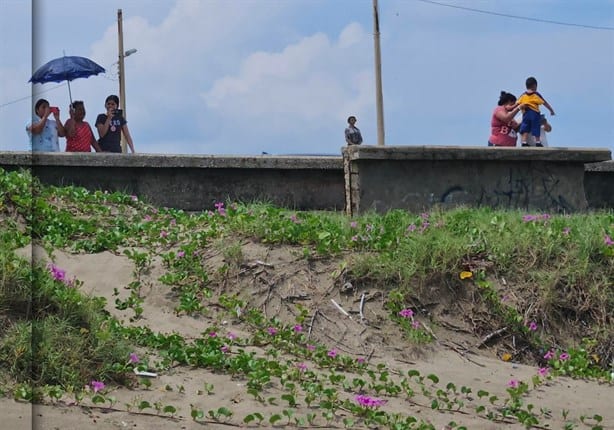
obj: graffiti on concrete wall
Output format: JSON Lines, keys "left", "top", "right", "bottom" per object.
{"left": 439, "top": 168, "right": 577, "bottom": 212}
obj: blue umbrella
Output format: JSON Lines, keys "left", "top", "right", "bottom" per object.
{"left": 29, "top": 55, "right": 106, "bottom": 103}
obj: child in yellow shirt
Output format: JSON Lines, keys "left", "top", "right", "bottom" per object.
{"left": 517, "top": 77, "right": 555, "bottom": 147}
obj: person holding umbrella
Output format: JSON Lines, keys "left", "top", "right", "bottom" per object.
{"left": 95, "top": 95, "right": 135, "bottom": 153}
{"left": 26, "top": 98, "right": 66, "bottom": 152}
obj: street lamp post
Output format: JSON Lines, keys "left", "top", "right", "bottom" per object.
{"left": 117, "top": 9, "right": 137, "bottom": 153}
{"left": 372, "top": 0, "right": 385, "bottom": 146}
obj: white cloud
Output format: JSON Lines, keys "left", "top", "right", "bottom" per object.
{"left": 202, "top": 22, "right": 372, "bottom": 133}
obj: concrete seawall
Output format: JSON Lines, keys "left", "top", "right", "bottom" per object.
{"left": 0, "top": 149, "right": 611, "bottom": 213}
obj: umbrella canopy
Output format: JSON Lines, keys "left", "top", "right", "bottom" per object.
{"left": 29, "top": 55, "right": 106, "bottom": 103}
{"left": 29, "top": 56, "right": 105, "bottom": 84}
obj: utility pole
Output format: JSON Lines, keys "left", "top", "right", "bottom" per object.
{"left": 117, "top": 9, "right": 127, "bottom": 153}
{"left": 372, "top": 0, "right": 385, "bottom": 146}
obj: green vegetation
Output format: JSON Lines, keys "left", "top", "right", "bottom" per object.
{"left": 0, "top": 167, "right": 612, "bottom": 429}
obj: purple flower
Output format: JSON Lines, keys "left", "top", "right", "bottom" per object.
{"left": 90, "top": 380, "right": 105, "bottom": 393}
{"left": 522, "top": 214, "right": 537, "bottom": 222}
{"left": 306, "top": 344, "right": 315, "bottom": 351}
{"left": 293, "top": 324, "right": 303, "bottom": 332}
{"left": 177, "top": 250, "right": 185, "bottom": 258}
{"left": 351, "top": 235, "right": 358, "bottom": 242}
{"left": 170, "top": 219, "right": 176, "bottom": 226}
{"left": 327, "top": 349, "right": 338, "bottom": 358}
{"left": 411, "top": 320, "right": 421, "bottom": 329}
{"left": 398, "top": 308, "right": 414, "bottom": 319}
{"left": 543, "top": 350, "right": 555, "bottom": 360}
{"left": 356, "top": 357, "right": 365, "bottom": 364}
{"left": 406, "top": 224, "right": 417, "bottom": 232}
{"left": 128, "top": 353, "right": 139, "bottom": 364}
{"left": 527, "top": 321, "right": 538, "bottom": 331}
{"left": 220, "top": 345, "right": 230, "bottom": 353}
{"left": 143, "top": 215, "right": 152, "bottom": 222}
{"left": 214, "top": 202, "right": 226, "bottom": 217}
{"left": 290, "top": 214, "right": 301, "bottom": 224}
{"left": 355, "top": 394, "right": 387, "bottom": 408}
{"left": 350, "top": 221, "right": 358, "bottom": 229}
{"left": 227, "top": 332, "right": 236, "bottom": 340}
{"left": 420, "top": 212, "right": 430, "bottom": 221}
{"left": 160, "top": 230, "right": 168, "bottom": 238}
{"left": 267, "top": 327, "right": 277, "bottom": 336}
{"left": 208, "top": 331, "right": 217, "bottom": 338}
{"left": 507, "top": 379, "right": 519, "bottom": 389}
{"left": 605, "top": 235, "right": 614, "bottom": 246}
{"left": 48, "top": 264, "right": 66, "bottom": 282}
{"left": 296, "top": 362, "right": 307, "bottom": 372}
{"left": 538, "top": 367, "right": 549, "bottom": 377}
{"left": 559, "top": 352, "right": 570, "bottom": 361}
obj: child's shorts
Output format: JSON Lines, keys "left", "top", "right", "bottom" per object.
{"left": 519, "top": 109, "right": 541, "bottom": 138}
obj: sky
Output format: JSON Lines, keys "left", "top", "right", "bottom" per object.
{"left": 1, "top": 0, "right": 613, "bottom": 155}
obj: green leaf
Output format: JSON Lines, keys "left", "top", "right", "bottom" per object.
{"left": 477, "top": 389, "right": 489, "bottom": 398}
{"left": 163, "top": 405, "right": 176, "bottom": 414}
{"left": 217, "top": 407, "right": 232, "bottom": 417}
{"left": 191, "top": 408, "right": 204, "bottom": 420}
{"left": 269, "top": 414, "right": 282, "bottom": 424}
{"left": 427, "top": 374, "right": 439, "bottom": 384}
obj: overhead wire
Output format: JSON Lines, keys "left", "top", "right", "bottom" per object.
{"left": 415, "top": 0, "right": 614, "bottom": 31}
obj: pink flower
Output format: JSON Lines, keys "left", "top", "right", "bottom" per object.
{"left": 90, "top": 380, "right": 105, "bottom": 393}
{"left": 527, "top": 321, "right": 538, "bottom": 331}
{"left": 559, "top": 352, "right": 570, "bottom": 361}
{"left": 130, "top": 195, "right": 138, "bottom": 202}
{"left": 128, "top": 353, "right": 139, "bottom": 364}
{"left": 143, "top": 215, "right": 152, "bottom": 222}
{"left": 522, "top": 214, "right": 537, "bottom": 222}
{"left": 170, "top": 219, "right": 176, "bottom": 226}
{"left": 350, "top": 221, "right": 358, "bottom": 229}
{"left": 293, "top": 324, "right": 303, "bottom": 332}
{"left": 220, "top": 345, "right": 230, "bottom": 353}
{"left": 177, "top": 251, "right": 185, "bottom": 258}
{"left": 355, "top": 394, "right": 387, "bottom": 408}
{"left": 420, "top": 212, "right": 430, "bottom": 221}
{"left": 306, "top": 344, "right": 315, "bottom": 351}
{"left": 538, "top": 367, "right": 549, "bottom": 377}
{"left": 327, "top": 349, "right": 338, "bottom": 358}
{"left": 411, "top": 320, "right": 421, "bottom": 329}
{"left": 406, "top": 224, "right": 417, "bottom": 232}
{"left": 507, "top": 379, "right": 520, "bottom": 389}
{"left": 208, "top": 331, "right": 217, "bottom": 337}
{"left": 160, "top": 230, "right": 168, "bottom": 238}
{"left": 214, "top": 202, "right": 226, "bottom": 217}
{"left": 562, "top": 227, "right": 571, "bottom": 235}
{"left": 296, "top": 362, "right": 307, "bottom": 372}
{"left": 267, "top": 327, "right": 277, "bottom": 336}
{"left": 356, "top": 357, "right": 365, "bottom": 364}
{"left": 605, "top": 235, "right": 614, "bottom": 246}
{"left": 543, "top": 350, "right": 555, "bottom": 360}
{"left": 290, "top": 214, "right": 301, "bottom": 224}
{"left": 48, "top": 264, "right": 66, "bottom": 282}
{"left": 351, "top": 235, "right": 358, "bottom": 242}
{"left": 398, "top": 308, "right": 414, "bottom": 319}
{"left": 227, "top": 332, "right": 236, "bottom": 340}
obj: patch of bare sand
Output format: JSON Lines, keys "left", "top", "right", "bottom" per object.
{"left": 7, "top": 242, "right": 613, "bottom": 429}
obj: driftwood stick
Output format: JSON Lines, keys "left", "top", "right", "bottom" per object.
{"left": 359, "top": 293, "right": 366, "bottom": 321}
{"left": 307, "top": 310, "right": 318, "bottom": 340}
{"left": 475, "top": 326, "right": 507, "bottom": 349}
{"left": 331, "top": 299, "right": 351, "bottom": 319}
